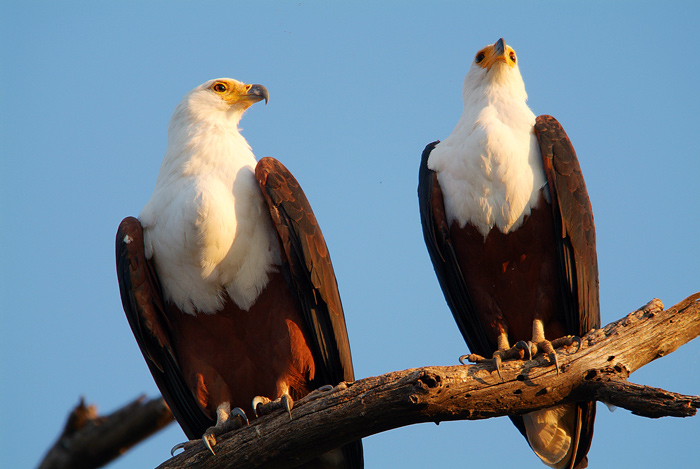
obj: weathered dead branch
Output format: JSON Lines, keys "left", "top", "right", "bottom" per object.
{"left": 156, "top": 293, "right": 700, "bottom": 469}
{"left": 37, "top": 395, "right": 174, "bottom": 469}
{"left": 40, "top": 293, "right": 700, "bottom": 469}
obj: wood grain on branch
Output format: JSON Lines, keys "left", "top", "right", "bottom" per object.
{"left": 37, "top": 395, "right": 174, "bottom": 469}
{"left": 156, "top": 292, "right": 700, "bottom": 469}
{"left": 39, "top": 293, "right": 699, "bottom": 469}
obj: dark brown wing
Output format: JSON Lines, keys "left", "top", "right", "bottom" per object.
{"left": 534, "top": 116, "right": 600, "bottom": 337}
{"left": 116, "top": 216, "right": 213, "bottom": 439}
{"left": 535, "top": 115, "right": 600, "bottom": 469}
{"left": 418, "top": 142, "right": 493, "bottom": 356}
{"left": 255, "top": 157, "right": 363, "bottom": 467}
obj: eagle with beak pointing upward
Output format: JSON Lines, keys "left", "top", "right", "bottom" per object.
{"left": 419, "top": 39, "right": 599, "bottom": 468}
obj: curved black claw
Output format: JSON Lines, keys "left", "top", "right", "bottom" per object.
{"left": 572, "top": 336, "right": 582, "bottom": 353}
{"left": 170, "top": 407, "right": 248, "bottom": 456}
{"left": 231, "top": 407, "right": 249, "bottom": 426}
{"left": 253, "top": 393, "right": 294, "bottom": 420}
{"left": 252, "top": 395, "right": 270, "bottom": 418}
{"left": 514, "top": 340, "right": 533, "bottom": 360}
{"left": 459, "top": 352, "right": 504, "bottom": 380}
{"left": 170, "top": 441, "right": 188, "bottom": 456}
{"left": 493, "top": 353, "right": 503, "bottom": 380}
{"left": 170, "top": 436, "right": 213, "bottom": 456}
{"left": 459, "top": 353, "right": 488, "bottom": 365}
{"left": 202, "top": 430, "right": 217, "bottom": 456}
{"left": 550, "top": 351, "right": 560, "bottom": 374}
{"left": 202, "top": 407, "right": 249, "bottom": 455}
{"left": 550, "top": 334, "right": 583, "bottom": 353}
{"left": 530, "top": 338, "right": 562, "bottom": 374}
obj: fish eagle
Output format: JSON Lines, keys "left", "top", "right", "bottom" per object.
{"left": 418, "top": 39, "right": 599, "bottom": 469}
{"left": 116, "top": 78, "right": 363, "bottom": 467}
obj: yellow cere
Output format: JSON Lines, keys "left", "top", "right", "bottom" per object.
{"left": 474, "top": 43, "right": 517, "bottom": 70}
{"left": 209, "top": 79, "right": 258, "bottom": 106}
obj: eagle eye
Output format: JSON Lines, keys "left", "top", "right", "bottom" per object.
{"left": 213, "top": 82, "right": 228, "bottom": 93}
{"left": 475, "top": 52, "right": 485, "bottom": 64}
{"left": 509, "top": 51, "right": 516, "bottom": 63}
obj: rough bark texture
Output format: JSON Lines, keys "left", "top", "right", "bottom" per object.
{"left": 154, "top": 293, "right": 700, "bottom": 469}
{"left": 39, "top": 293, "right": 700, "bottom": 469}
{"left": 37, "top": 396, "right": 174, "bottom": 469}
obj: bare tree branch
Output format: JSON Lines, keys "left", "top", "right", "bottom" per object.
{"left": 40, "top": 292, "right": 700, "bottom": 469}
{"left": 156, "top": 293, "right": 700, "bottom": 469}
{"left": 37, "top": 395, "right": 174, "bottom": 469}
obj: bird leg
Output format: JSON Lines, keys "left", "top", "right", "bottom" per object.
{"left": 526, "top": 319, "right": 582, "bottom": 374}
{"left": 459, "top": 322, "right": 583, "bottom": 378}
{"left": 170, "top": 403, "right": 249, "bottom": 456}
{"left": 459, "top": 331, "right": 529, "bottom": 380}
{"left": 252, "top": 393, "right": 293, "bottom": 420}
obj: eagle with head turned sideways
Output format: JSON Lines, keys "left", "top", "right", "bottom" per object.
{"left": 116, "top": 78, "right": 363, "bottom": 467}
{"left": 418, "top": 39, "right": 599, "bottom": 469}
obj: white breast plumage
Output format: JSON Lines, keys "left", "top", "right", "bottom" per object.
{"left": 427, "top": 73, "right": 546, "bottom": 237}
{"left": 139, "top": 88, "right": 280, "bottom": 314}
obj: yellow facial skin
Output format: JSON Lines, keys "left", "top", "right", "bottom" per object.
{"left": 209, "top": 79, "right": 269, "bottom": 109}
{"left": 474, "top": 38, "right": 518, "bottom": 70}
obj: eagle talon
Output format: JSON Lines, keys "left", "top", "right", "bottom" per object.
{"left": 200, "top": 405, "right": 249, "bottom": 455}
{"left": 514, "top": 340, "right": 533, "bottom": 360}
{"left": 492, "top": 353, "right": 503, "bottom": 380}
{"left": 459, "top": 352, "right": 505, "bottom": 379}
{"left": 253, "top": 393, "right": 294, "bottom": 420}
{"left": 282, "top": 393, "right": 293, "bottom": 420}
{"left": 252, "top": 395, "right": 271, "bottom": 418}
{"left": 231, "top": 406, "right": 249, "bottom": 426}
{"left": 202, "top": 431, "right": 217, "bottom": 455}
{"left": 459, "top": 353, "right": 487, "bottom": 365}
{"left": 170, "top": 441, "right": 189, "bottom": 456}
{"left": 572, "top": 336, "right": 582, "bottom": 353}
{"left": 551, "top": 335, "right": 582, "bottom": 353}
{"left": 550, "top": 351, "right": 560, "bottom": 374}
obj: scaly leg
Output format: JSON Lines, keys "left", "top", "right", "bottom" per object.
{"left": 252, "top": 393, "right": 294, "bottom": 420}
{"left": 527, "top": 319, "right": 582, "bottom": 374}
{"left": 460, "top": 331, "right": 529, "bottom": 380}
{"left": 170, "top": 403, "right": 249, "bottom": 456}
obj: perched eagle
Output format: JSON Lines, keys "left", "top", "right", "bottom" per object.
{"left": 116, "top": 78, "right": 363, "bottom": 467}
{"left": 418, "top": 39, "right": 599, "bottom": 469}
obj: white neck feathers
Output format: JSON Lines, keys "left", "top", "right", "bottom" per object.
{"left": 427, "top": 65, "right": 545, "bottom": 237}
{"left": 139, "top": 95, "right": 280, "bottom": 314}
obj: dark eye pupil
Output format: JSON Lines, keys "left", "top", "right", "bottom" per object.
{"left": 510, "top": 53, "right": 516, "bottom": 63}
{"left": 214, "top": 84, "right": 226, "bottom": 92}
{"left": 475, "top": 53, "right": 485, "bottom": 64}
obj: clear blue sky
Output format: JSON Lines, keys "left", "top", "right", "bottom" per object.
{"left": 2, "top": 2, "right": 698, "bottom": 468}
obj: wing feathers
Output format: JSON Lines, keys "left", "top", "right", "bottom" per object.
{"left": 255, "top": 157, "right": 354, "bottom": 386}
{"left": 534, "top": 115, "right": 600, "bottom": 334}
{"left": 255, "top": 157, "right": 363, "bottom": 468}
{"left": 418, "top": 141, "right": 494, "bottom": 356}
{"left": 534, "top": 115, "right": 600, "bottom": 469}
{"left": 116, "top": 216, "right": 213, "bottom": 439}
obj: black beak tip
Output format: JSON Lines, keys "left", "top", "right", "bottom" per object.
{"left": 250, "top": 84, "right": 269, "bottom": 104}
{"left": 495, "top": 38, "right": 506, "bottom": 54}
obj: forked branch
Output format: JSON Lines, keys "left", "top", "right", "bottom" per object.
{"left": 156, "top": 293, "right": 700, "bottom": 469}
{"left": 38, "top": 293, "right": 700, "bottom": 469}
